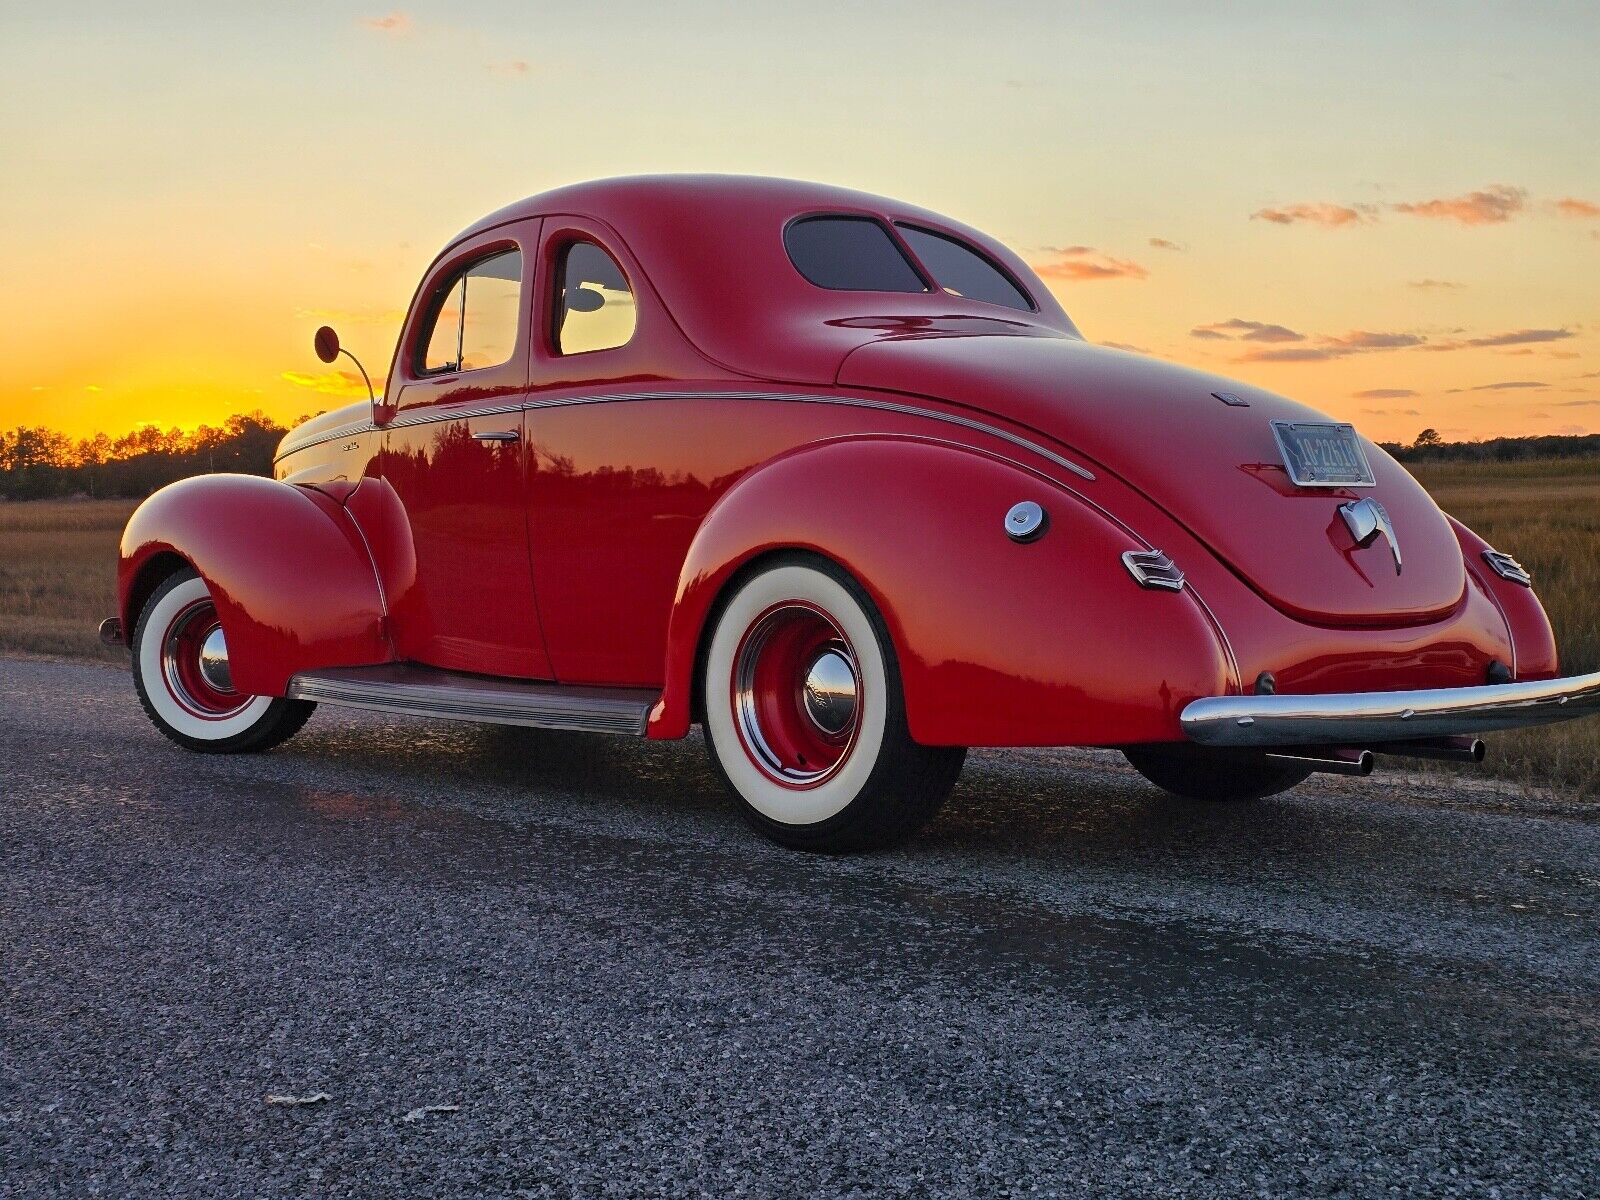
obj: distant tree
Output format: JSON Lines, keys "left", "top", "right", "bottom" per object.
{"left": 1413, "top": 428, "right": 1442, "bottom": 449}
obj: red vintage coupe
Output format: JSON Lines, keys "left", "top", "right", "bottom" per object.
{"left": 107, "top": 176, "right": 1600, "bottom": 850}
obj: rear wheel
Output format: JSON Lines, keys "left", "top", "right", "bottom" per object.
{"left": 1123, "top": 747, "right": 1311, "bottom": 802}
{"left": 132, "top": 569, "right": 314, "bottom": 753}
{"left": 702, "top": 555, "right": 965, "bottom": 853}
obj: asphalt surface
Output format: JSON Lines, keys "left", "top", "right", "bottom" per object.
{"left": 2, "top": 657, "right": 1597, "bottom": 1198}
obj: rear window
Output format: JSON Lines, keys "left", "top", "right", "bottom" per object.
{"left": 896, "top": 224, "right": 1033, "bottom": 311}
{"left": 783, "top": 216, "right": 928, "bottom": 293}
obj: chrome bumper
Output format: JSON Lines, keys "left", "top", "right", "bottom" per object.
{"left": 1181, "top": 671, "right": 1600, "bottom": 748}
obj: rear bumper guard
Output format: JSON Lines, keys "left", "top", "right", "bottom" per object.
{"left": 1181, "top": 671, "right": 1600, "bottom": 748}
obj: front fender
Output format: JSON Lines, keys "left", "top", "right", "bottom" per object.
{"left": 119, "top": 474, "right": 390, "bottom": 696}
{"left": 650, "top": 436, "right": 1231, "bottom": 746}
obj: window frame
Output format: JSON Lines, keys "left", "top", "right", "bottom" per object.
{"left": 549, "top": 236, "right": 638, "bottom": 358}
{"left": 781, "top": 213, "right": 936, "bottom": 296}
{"left": 410, "top": 245, "right": 525, "bottom": 379}
{"left": 892, "top": 221, "right": 1038, "bottom": 313}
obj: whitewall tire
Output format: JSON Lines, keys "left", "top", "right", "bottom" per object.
{"left": 702, "top": 554, "right": 965, "bottom": 852}
{"left": 131, "top": 569, "right": 314, "bottom": 753}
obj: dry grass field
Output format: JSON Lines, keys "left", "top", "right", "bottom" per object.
{"left": 1, "top": 461, "right": 1595, "bottom": 795}
{"left": 0, "top": 498, "right": 136, "bottom": 664}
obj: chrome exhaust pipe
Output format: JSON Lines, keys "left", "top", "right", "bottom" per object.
{"left": 1264, "top": 746, "right": 1375, "bottom": 777}
{"left": 1372, "top": 736, "right": 1486, "bottom": 764}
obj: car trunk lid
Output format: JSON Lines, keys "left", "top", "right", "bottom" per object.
{"left": 836, "top": 335, "right": 1465, "bottom": 626}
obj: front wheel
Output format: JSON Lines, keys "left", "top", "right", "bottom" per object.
{"left": 701, "top": 555, "right": 965, "bottom": 853}
{"left": 131, "top": 569, "right": 315, "bottom": 753}
{"left": 1122, "top": 747, "right": 1311, "bottom": 802}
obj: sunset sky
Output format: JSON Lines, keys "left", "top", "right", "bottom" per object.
{"left": 3, "top": 2, "right": 1597, "bottom": 444}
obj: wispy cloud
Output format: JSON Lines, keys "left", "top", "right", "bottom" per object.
{"left": 487, "top": 59, "right": 531, "bottom": 75}
{"left": 1354, "top": 388, "right": 1419, "bottom": 399}
{"left": 1362, "top": 407, "right": 1421, "bottom": 416}
{"left": 1101, "top": 341, "right": 1150, "bottom": 353}
{"left": 1445, "top": 380, "right": 1548, "bottom": 393}
{"left": 1033, "top": 246, "right": 1148, "bottom": 281}
{"left": 1408, "top": 279, "right": 1464, "bottom": 290}
{"left": 1237, "top": 329, "right": 1424, "bottom": 362}
{"left": 1147, "top": 237, "right": 1185, "bottom": 251}
{"left": 359, "top": 11, "right": 412, "bottom": 35}
{"left": 1251, "top": 203, "right": 1371, "bottom": 228}
{"left": 1555, "top": 197, "right": 1600, "bottom": 218}
{"left": 281, "top": 370, "right": 381, "bottom": 398}
{"left": 1190, "top": 318, "right": 1304, "bottom": 343}
{"left": 1394, "top": 184, "right": 1526, "bottom": 225}
{"left": 1422, "top": 328, "right": 1576, "bottom": 352}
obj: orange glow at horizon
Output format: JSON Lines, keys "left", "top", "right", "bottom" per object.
{"left": 1, "top": 6, "right": 1595, "bottom": 447}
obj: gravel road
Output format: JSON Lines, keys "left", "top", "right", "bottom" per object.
{"left": 2, "top": 656, "right": 1597, "bottom": 1198}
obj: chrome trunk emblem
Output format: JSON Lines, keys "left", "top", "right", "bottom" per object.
{"left": 1339, "top": 498, "right": 1402, "bottom": 575}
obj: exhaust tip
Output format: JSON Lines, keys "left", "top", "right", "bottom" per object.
{"left": 1265, "top": 747, "right": 1375, "bottom": 777}
{"left": 98, "top": 617, "right": 124, "bottom": 648}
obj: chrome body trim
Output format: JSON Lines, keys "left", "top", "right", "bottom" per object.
{"left": 1339, "top": 497, "right": 1402, "bottom": 576}
{"left": 287, "top": 665, "right": 656, "bottom": 735}
{"left": 274, "top": 389, "right": 1097, "bottom": 481}
{"left": 1482, "top": 549, "right": 1532, "bottom": 587}
{"left": 275, "top": 418, "right": 376, "bottom": 460}
{"left": 471, "top": 430, "right": 521, "bottom": 442}
{"left": 1122, "top": 549, "right": 1186, "bottom": 592}
{"left": 1181, "top": 670, "right": 1600, "bottom": 747}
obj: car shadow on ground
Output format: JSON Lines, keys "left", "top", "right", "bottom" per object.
{"left": 281, "top": 716, "right": 1349, "bottom": 875}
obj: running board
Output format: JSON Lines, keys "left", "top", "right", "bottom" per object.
{"left": 287, "top": 665, "right": 656, "bottom": 736}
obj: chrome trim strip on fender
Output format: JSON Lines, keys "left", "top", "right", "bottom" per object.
{"left": 1181, "top": 670, "right": 1600, "bottom": 748}
{"left": 274, "top": 390, "right": 1098, "bottom": 480}
{"left": 288, "top": 664, "right": 657, "bottom": 735}
{"left": 274, "top": 419, "right": 377, "bottom": 460}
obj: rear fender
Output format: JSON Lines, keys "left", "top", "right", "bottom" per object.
{"left": 650, "top": 436, "right": 1231, "bottom": 746}
{"left": 1447, "top": 516, "right": 1558, "bottom": 679}
{"left": 118, "top": 474, "right": 390, "bottom": 696}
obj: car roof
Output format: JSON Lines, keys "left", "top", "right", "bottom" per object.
{"left": 452, "top": 175, "right": 1081, "bottom": 386}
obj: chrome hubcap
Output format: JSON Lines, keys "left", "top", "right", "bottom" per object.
{"left": 198, "top": 627, "right": 232, "bottom": 693}
{"left": 802, "top": 649, "right": 857, "bottom": 735}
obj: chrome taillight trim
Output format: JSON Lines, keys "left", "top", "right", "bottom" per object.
{"left": 1122, "top": 549, "right": 1185, "bottom": 592}
{"left": 1482, "top": 549, "right": 1532, "bottom": 587}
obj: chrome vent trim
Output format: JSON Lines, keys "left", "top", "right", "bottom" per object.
{"left": 1481, "top": 549, "right": 1532, "bottom": 587}
{"left": 1122, "top": 549, "right": 1186, "bottom": 592}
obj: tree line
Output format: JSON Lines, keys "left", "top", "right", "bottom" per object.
{"left": 0, "top": 412, "right": 306, "bottom": 501}
{"left": 0, "top": 413, "right": 1594, "bottom": 502}
{"left": 1380, "top": 428, "right": 1600, "bottom": 464}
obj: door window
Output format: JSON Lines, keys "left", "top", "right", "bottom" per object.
{"left": 417, "top": 248, "right": 523, "bottom": 374}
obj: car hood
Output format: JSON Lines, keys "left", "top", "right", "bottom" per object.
{"left": 836, "top": 335, "right": 1466, "bottom": 627}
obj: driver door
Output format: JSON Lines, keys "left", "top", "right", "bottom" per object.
{"left": 377, "top": 222, "right": 553, "bottom": 679}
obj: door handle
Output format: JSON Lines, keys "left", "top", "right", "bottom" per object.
{"left": 471, "top": 430, "right": 520, "bottom": 442}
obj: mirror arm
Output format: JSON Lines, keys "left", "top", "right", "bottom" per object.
{"left": 339, "top": 347, "right": 377, "bottom": 407}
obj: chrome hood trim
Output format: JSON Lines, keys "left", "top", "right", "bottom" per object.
{"left": 1181, "top": 670, "right": 1600, "bottom": 747}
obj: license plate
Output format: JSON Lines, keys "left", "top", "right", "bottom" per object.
{"left": 1270, "top": 420, "right": 1375, "bottom": 488}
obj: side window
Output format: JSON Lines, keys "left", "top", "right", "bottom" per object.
{"left": 784, "top": 216, "right": 928, "bottom": 293}
{"left": 555, "top": 241, "right": 636, "bottom": 355}
{"left": 894, "top": 224, "right": 1033, "bottom": 311}
{"left": 417, "top": 248, "right": 523, "bottom": 374}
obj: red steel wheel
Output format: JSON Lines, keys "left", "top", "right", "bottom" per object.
{"left": 703, "top": 554, "right": 966, "bottom": 852}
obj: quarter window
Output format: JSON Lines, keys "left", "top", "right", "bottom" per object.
{"left": 418, "top": 248, "right": 523, "bottom": 374}
{"left": 783, "top": 216, "right": 928, "bottom": 293}
{"left": 555, "top": 241, "right": 636, "bottom": 355}
{"left": 895, "top": 224, "right": 1032, "bottom": 311}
